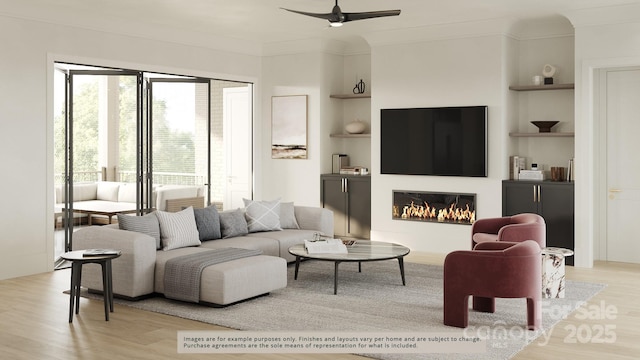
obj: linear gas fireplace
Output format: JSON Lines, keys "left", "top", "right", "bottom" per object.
{"left": 392, "top": 190, "right": 476, "bottom": 225}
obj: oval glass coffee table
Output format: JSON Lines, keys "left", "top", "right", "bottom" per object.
{"left": 288, "top": 240, "right": 410, "bottom": 294}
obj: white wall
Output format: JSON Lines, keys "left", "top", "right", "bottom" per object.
{"left": 259, "top": 43, "right": 344, "bottom": 206}
{"left": 567, "top": 4, "right": 640, "bottom": 266}
{"left": 0, "top": 15, "right": 261, "bottom": 280}
{"left": 368, "top": 35, "right": 507, "bottom": 254}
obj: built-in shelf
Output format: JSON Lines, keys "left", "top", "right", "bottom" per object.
{"left": 509, "top": 83, "right": 574, "bottom": 91}
{"left": 330, "top": 133, "right": 371, "bottom": 138}
{"left": 509, "top": 132, "right": 574, "bottom": 137}
{"left": 329, "top": 93, "right": 371, "bottom": 99}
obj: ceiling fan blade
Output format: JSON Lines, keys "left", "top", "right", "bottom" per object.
{"left": 343, "top": 10, "right": 401, "bottom": 22}
{"left": 281, "top": 8, "right": 334, "bottom": 21}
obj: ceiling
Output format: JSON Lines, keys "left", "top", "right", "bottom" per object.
{"left": 2, "top": 0, "right": 640, "bottom": 53}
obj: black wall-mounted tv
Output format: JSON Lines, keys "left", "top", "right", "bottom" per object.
{"left": 380, "top": 106, "right": 487, "bottom": 177}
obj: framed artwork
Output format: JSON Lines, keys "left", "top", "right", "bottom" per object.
{"left": 271, "top": 95, "right": 308, "bottom": 159}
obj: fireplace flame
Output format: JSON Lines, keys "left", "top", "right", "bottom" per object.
{"left": 400, "top": 201, "right": 475, "bottom": 224}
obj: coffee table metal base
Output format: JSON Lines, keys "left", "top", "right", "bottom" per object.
{"left": 292, "top": 256, "right": 407, "bottom": 295}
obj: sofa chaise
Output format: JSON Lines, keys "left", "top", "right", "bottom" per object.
{"left": 73, "top": 201, "right": 333, "bottom": 306}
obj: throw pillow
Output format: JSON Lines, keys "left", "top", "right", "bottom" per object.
{"left": 219, "top": 208, "right": 249, "bottom": 238}
{"left": 117, "top": 212, "right": 162, "bottom": 250}
{"left": 243, "top": 198, "right": 282, "bottom": 232}
{"left": 193, "top": 205, "right": 221, "bottom": 241}
{"left": 155, "top": 206, "right": 201, "bottom": 251}
{"left": 279, "top": 202, "right": 300, "bottom": 229}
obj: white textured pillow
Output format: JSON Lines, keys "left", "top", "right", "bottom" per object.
{"left": 96, "top": 182, "right": 120, "bottom": 202}
{"left": 243, "top": 198, "right": 282, "bottom": 233}
{"left": 156, "top": 206, "right": 201, "bottom": 251}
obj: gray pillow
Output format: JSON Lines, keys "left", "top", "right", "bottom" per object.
{"left": 279, "top": 202, "right": 299, "bottom": 229}
{"left": 243, "top": 198, "right": 282, "bottom": 232}
{"left": 193, "top": 205, "right": 221, "bottom": 241}
{"left": 219, "top": 208, "right": 249, "bottom": 238}
{"left": 117, "top": 212, "right": 161, "bottom": 249}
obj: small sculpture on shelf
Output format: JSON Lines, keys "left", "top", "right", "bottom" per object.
{"left": 542, "top": 64, "right": 556, "bottom": 85}
{"left": 352, "top": 79, "right": 366, "bottom": 94}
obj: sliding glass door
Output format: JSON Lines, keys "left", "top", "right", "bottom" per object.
{"left": 53, "top": 63, "right": 253, "bottom": 266}
{"left": 55, "top": 69, "right": 142, "bottom": 258}
{"left": 148, "top": 78, "right": 211, "bottom": 210}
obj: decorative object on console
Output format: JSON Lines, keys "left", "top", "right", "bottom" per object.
{"left": 345, "top": 120, "right": 366, "bottom": 134}
{"left": 339, "top": 166, "right": 368, "bottom": 175}
{"left": 531, "top": 120, "right": 559, "bottom": 133}
{"left": 331, "top": 154, "right": 349, "bottom": 174}
{"left": 550, "top": 167, "right": 566, "bottom": 182}
{"left": 509, "top": 156, "right": 526, "bottom": 180}
{"left": 518, "top": 170, "right": 546, "bottom": 181}
{"left": 567, "top": 158, "right": 575, "bottom": 181}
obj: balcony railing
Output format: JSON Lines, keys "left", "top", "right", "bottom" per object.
{"left": 54, "top": 171, "right": 206, "bottom": 186}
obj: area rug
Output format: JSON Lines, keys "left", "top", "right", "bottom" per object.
{"left": 82, "top": 260, "right": 605, "bottom": 359}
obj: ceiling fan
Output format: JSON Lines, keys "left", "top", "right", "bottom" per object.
{"left": 281, "top": 0, "right": 401, "bottom": 27}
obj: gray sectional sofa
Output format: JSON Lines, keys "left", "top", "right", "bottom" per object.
{"left": 73, "top": 203, "right": 333, "bottom": 306}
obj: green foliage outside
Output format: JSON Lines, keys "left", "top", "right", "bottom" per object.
{"left": 53, "top": 75, "right": 196, "bottom": 184}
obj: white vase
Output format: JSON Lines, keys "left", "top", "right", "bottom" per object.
{"left": 345, "top": 121, "right": 366, "bottom": 134}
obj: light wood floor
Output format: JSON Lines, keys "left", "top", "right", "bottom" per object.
{"left": 0, "top": 252, "right": 638, "bottom": 360}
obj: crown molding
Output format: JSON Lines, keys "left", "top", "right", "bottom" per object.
{"left": 564, "top": 3, "right": 640, "bottom": 28}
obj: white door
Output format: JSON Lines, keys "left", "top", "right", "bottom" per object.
{"left": 605, "top": 68, "right": 640, "bottom": 263}
{"left": 223, "top": 87, "right": 252, "bottom": 210}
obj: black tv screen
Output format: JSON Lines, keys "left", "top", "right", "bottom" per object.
{"left": 380, "top": 106, "right": 487, "bottom": 177}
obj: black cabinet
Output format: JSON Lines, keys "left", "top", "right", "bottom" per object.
{"left": 502, "top": 180, "right": 574, "bottom": 265}
{"left": 321, "top": 174, "right": 371, "bottom": 239}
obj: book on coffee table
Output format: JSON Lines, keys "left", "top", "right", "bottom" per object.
{"left": 304, "top": 239, "right": 348, "bottom": 254}
{"left": 83, "top": 249, "right": 121, "bottom": 257}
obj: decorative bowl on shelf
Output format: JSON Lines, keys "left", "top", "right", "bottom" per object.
{"left": 345, "top": 120, "right": 367, "bottom": 134}
{"left": 531, "top": 121, "right": 560, "bottom": 133}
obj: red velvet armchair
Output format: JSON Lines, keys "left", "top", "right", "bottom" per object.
{"left": 471, "top": 213, "right": 545, "bottom": 249}
{"left": 443, "top": 240, "right": 542, "bottom": 330}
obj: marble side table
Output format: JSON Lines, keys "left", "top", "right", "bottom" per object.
{"left": 541, "top": 247, "right": 574, "bottom": 298}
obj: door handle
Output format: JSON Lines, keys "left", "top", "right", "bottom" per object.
{"left": 609, "top": 189, "right": 622, "bottom": 193}
{"left": 342, "top": 178, "right": 348, "bottom": 193}
{"left": 532, "top": 185, "right": 541, "bottom": 202}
